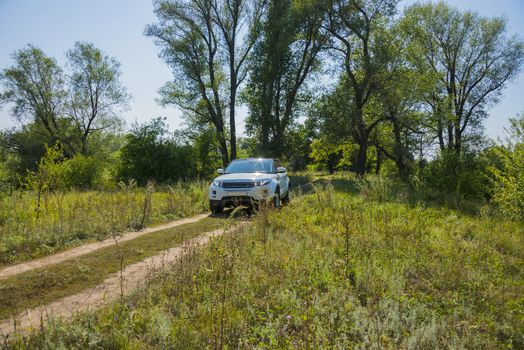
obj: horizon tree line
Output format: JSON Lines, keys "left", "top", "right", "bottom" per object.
{"left": 0, "top": 0, "right": 523, "bottom": 182}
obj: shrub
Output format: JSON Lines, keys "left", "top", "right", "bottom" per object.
{"left": 119, "top": 118, "right": 198, "bottom": 185}
{"left": 487, "top": 115, "right": 524, "bottom": 221}
{"left": 420, "top": 150, "right": 489, "bottom": 204}
{"left": 63, "top": 154, "right": 100, "bottom": 189}
{"left": 355, "top": 175, "right": 394, "bottom": 202}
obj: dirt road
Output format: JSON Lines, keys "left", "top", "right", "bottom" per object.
{"left": 0, "top": 225, "right": 235, "bottom": 336}
{"left": 0, "top": 213, "right": 209, "bottom": 280}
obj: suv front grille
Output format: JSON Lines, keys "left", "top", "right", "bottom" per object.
{"left": 222, "top": 181, "right": 255, "bottom": 188}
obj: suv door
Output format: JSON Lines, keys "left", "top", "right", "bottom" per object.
{"left": 274, "top": 159, "right": 289, "bottom": 196}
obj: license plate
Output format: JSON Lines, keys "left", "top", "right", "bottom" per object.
{"left": 227, "top": 191, "right": 247, "bottom": 197}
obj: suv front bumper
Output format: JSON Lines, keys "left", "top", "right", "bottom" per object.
{"left": 209, "top": 185, "right": 273, "bottom": 207}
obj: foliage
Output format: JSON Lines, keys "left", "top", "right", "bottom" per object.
{"left": 65, "top": 41, "right": 129, "bottom": 155}
{"left": 0, "top": 42, "right": 128, "bottom": 186}
{"left": 402, "top": 1, "right": 524, "bottom": 154}
{"left": 146, "top": 0, "right": 264, "bottom": 165}
{"left": 0, "top": 1, "right": 523, "bottom": 345}
{"left": 64, "top": 154, "right": 101, "bottom": 189}
{"left": 244, "top": 0, "right": 326, "bottom": 158}
{"left": 488, "top": 114, "right": 524, "bottom": 221}
{"left": 309, "top": 138, "right": 355, "bottom": 174}
{"left": 0, "top": 123, "right": 53, "bottom": 175}
{"left": 420, "top": 150, "right": 489, "bottom": 204}
{"left": 8, "top": 183, "right": 523, "bottom": 349}
{"left": 0, "top": 45, "right": 67, "bottom": 145}
{"left": 186, "top": 126, "right": 223, "bottom": 177}
{"left": 119, "top": 118, "right": 198, "bottom": 185}
{"left": 0, "top": 180, "right": 209, "bottom": 264}
{"left": 318, "top": 0, "right": 399, "bottom": 175}
{"left": 24, "top": 143, "right": 69, "bottom": 193}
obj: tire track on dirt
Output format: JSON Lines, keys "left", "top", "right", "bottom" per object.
{"left": 0, "top": 224, "right": 243, "bottom": 336}
{"left": 0, "top": 213, "right": 209, "bottom": 280}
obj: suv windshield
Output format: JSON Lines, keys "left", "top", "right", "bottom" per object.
{"left": 225, "top": 159, "right": 273, "bottom": 174}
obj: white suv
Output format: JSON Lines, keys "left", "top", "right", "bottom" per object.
{"left": 209, "top": 158, "right": 290, "bottom": 214}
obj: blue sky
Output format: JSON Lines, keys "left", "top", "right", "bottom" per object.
{"left": 0, "top": 0, "right": 523, "bottom": 140}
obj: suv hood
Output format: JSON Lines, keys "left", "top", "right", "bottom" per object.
{"left": 214, "top": 173, "right": 276, "bottom": 181}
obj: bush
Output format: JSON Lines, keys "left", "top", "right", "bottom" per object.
{"left": 0, "top": 160, "right": 15, "bottom": 195}
{"left": 119, "top": 118, "right": 198, "bottom": 185}
{"left": 420, "top": 150, "right": 489, "bottom": 204}
{"left": 355, "top": 175, "right": 395, "bottom": 202}
{"left": 63, "top": 154, "right": 100, "bottom": 189}
{"left": 487, "top": 115, "right": 524, "bottom": 221}
{"left": 24, "top": 144, "right": 110, "bottom": 191}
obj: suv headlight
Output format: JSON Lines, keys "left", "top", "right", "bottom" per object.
{"left": 255, "top": 179, "right": 272, "bottom": 186}
{"left": 213, "top": 180, "right": 222, "bottom": 187}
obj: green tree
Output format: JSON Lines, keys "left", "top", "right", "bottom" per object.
{"left": 146, "top": 0, "right": 265, "bottom": 166}
{"left": 1, "top": 43, "right": 128, "bottom": 181}
{"left": 0, "top": 45, "right": 76, "bottom": 153}
{"left": 119, "top": 118, "right": 196, "bottom": 184}
{"left": 25, "top": 143, "right": 68, "bottom": 218}
{"left": 211, "top": 0, "right": 265, "bottom": 160}
{"left": 180, "top": 124, "right": 223, "bottom": 177}
{"left": 0, "top": 122, "right": 53, "bottom": 175}
{"left": 146, "top": 0, "right": 229, "bottom": 166}
{"left": 66, "top": 42, "right": 129, "bottom": 155}
{"left": 244, "top": 0, "right": 326, "bottom": 158}
{"left": 310, "top": 137, "right": 355, "bottom": 174}
{"left": 310, "top": 138, "right": 341, "bottom": 174}
{"left": 402, "top": 2, "right": 524, "bottom": 154}
{"left": 375, "top": 67, "right": 425, "bottom": 180}
{"left": 488, "top": 114, "right": 524, "bottom": 220}
{"left": 318, "top": 0, "right": 399, "bottom": 175}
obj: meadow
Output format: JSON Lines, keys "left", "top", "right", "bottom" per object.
{"left": 5, "top": 176, "right": 523, "bottom": 349}
{"left": 0, "top": 180, "right": 209, "bottom": 265}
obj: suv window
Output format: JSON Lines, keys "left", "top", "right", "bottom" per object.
{"left": 225, "top": 159, "right": 273, "bottom": 174}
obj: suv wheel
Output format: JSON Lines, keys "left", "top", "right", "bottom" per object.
{"left": 282, "top": 185, "right": 290, "bottom": 205}
{"left": 273, "top": 188, "right": 281, "bottom": 209}
{"left": 210, "top": 201, "right": 223, "bottom": 214}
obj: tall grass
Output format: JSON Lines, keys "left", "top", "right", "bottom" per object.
{"left": 0, "top": 180, "right": 209, "bottom": 264}
{"left": 7, "top": 183, "right": 523, "bottom": 349}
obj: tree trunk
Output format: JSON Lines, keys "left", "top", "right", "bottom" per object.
{"left": 391, "top": 119, "right": 409, "bottom": 181}
{"left": 447, "top": 122, "right": 454, "bottom": 151}
{"left": 354, "top": 107, "right": 368, "bottom": 176}
{"left": 229, "top": 50, "right": 237, "bottom": 161}
{"left": 328, "top": 161, "right": 335, "bottom": 175}
{"left": 437, "top": 120, "right": 445, "bottom": 152}
{"left": 375, "top": 148, "right": 382, "bottom": 175}
{"left": 215, "top": 118, "right": 229, "bottom": 167}
{"left": 218, "top": 133, "right": 229, "bottom": 168}
{"left": 454, "top": 122, "right": 462, "bottom": 154}
{"left": 80, "top": 133, "right": 89, "bottom": 156}
{"left": 272, "top": 125, "right": 285, "bottom": 158}
{"left": 355, "top": 138, "right": 368, "bottom": 176}
{"left": 229, "top": 90, "right": 237, "bottom": 161}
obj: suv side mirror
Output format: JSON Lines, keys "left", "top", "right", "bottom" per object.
{"left": 217, "top": 168, "right": 224, "bottom": 174}
{"left": 276, "top": 167, "right": 287, "bottom": 173}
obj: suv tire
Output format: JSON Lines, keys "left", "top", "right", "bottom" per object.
{"left": 210, "top": 201, "right": 223, "bottom": 214}
{"left": 282, "top": 185, "right": 290, "bottom": 205}
{"left": 273, "top": 188, "right": 281, "bottom": 209}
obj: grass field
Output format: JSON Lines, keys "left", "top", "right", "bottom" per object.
{"left": 0, "top": 217, "right": 227, "bottom": 321}
{"left": 6, "top": 177, "right": 523, "bottom": 349}
{"left": 0, "top": 181, "right": 209, "bottom": 265}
